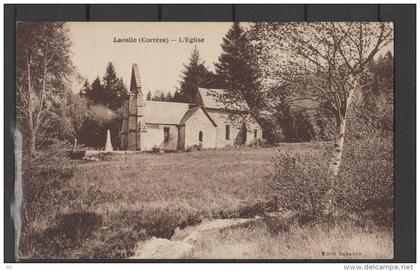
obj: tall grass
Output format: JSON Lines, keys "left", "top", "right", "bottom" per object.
{"left": 19, "top": 147, "right": 281, "bottom": 259}
{"left": 18, "top": 140, "right": 393, "bottom": 260}
{"left": 188, "top": 220, "right": 393, "bottom": 259}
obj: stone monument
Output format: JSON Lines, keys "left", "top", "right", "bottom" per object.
{"left": 105, "top": 129, "right": 113, "bottom": 152}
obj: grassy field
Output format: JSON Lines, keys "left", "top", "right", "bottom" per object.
{"left": 188, "top": 221, "right": 393, "bottom": 259}
{"left": 19, "top": 143, "right": 393, "bottom": 259}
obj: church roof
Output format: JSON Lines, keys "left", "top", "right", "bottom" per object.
{"left": 179, "top": 106, "right": 217, "bottom": 127}
{"left": 197, "top": 88, "right": 249, "bottom": 111}
{"left": 144, "top": 101, "right": 189, "bottom": 125}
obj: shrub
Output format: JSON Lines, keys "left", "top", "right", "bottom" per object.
{"left": 270, "top": 136, "right": 393, "bottom": 227}
{"left": 247, "top": 138, "right": 268, "bottom": 148}
{"left": 186, "top": 144, "right": 203, "bottom": 152}
{"left": 32, "top": 139, "right": 73, "bottom": 161}
{"left": 270, "top": 145, "right": 331, "bottom": 224}
{"left": 78, "top": 104, "right": 119, "bottom": 149}
{"left": 151, "top": 145, "right": 164, "bottom": 153}
{"left": 336, "top": 135, "right": 393, "bottom": 227}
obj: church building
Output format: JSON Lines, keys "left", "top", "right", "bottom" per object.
{"left": 121, "top": 64, "right": 262, "bottom": 151}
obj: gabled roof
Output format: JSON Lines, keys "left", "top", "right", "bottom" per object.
{"left": 179, "top": 106, "right": 217, "bottom": 127}
{"left": 144, "top": 101, "right": 189, "bottom": 125}
{"left": 197, "top": 88, "right": 249, "bottom": 111}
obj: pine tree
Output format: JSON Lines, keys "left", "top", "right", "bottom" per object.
{"left": 84, "top": 63, "right": 127, "bottom": 109}
{"left": 174, "top": 47, "right": 219, "bottom": 103}
{"left": 215, "top": 22, "right": 264, "bottom": 114}
{"left": 79, "top": 79, "right": 90, "bottom": 98}
{"left": 102, "top": 62, "right": 127, "bottom": 110}
{"left": 87, "top": 76, "right": 105, "bottom": 104}
{"left": 166, "top": 92, "right": 173, "bottom": 101}
{"left": 151, "top": 90, "right": 161, "bottom": 101}
{"left": 159, "top": 91, "right": 166, "bottom": 101}
{"left": 146, "top": 91, "right": 152, "bottom": 101}
{"left": 113, "top": 77, "right": 128, "bottom": 108}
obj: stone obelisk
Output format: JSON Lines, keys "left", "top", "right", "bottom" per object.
{"left": 105, "top": 129, "right": 113, "bottom": 152}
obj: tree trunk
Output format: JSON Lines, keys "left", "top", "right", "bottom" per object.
{"left": 26, "top": 53, "right": 36, "bottom": 156}
{"left": 329, "top": 81, "right": 356, "bottom": 178}
{"left": 322, "top": 119, "right": 347, "bottom": 216}
{"left": 323, "top": 84, "right": 356, "bottom": 215}
{"left": 28, "top": 131, "right": 36, "bottom": 156}
{"left": 329, "top": 118, "right": 347, "bottom": 177}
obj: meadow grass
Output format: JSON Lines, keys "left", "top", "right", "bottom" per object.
{"left": 20, "top": 146, "right": 284, "bottom": 258}
{"left": 187, "top": 221, "right": 393, "bottom": 259}
{"left": 19, "top": 143, "right": 393, "bottom": 259}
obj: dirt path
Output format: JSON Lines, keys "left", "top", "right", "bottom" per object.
{"left": 130, "top": 218, "right": 255, "bottom": 259}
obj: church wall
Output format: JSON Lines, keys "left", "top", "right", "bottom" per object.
{"left": 141, "top": 124, "right": 179, "bottom": 151}
{"left": 206, "top": 110, "right": 263, "bottom": 148}
{"left": 184, "top": 109, "right": 216, "bottom": 149}
{"left": 178, "top": 126, "right": 186, "bottom": 150}
{"left": 207, "top": 111, "right": 243, "bottom": 148}
{"left": 246, "top": 120, "right": 263, "bottom": 144}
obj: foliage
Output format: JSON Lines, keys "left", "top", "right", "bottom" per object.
{"left": 148, "top": 90, "right": 173, "bottom": 101}
{"left": 77, "top": 104, "right": 120, "bottom": 148}
{"left": 270, "top": 136, "right": 393, "bottom": 227}
{"left": 215, "top": 22, "right": 265, "bottom": 119}
{"left": 351, "top": 51, "right": 394, "bottom": 138}
{"left": 186, "top": 144, "right": 204, "bottom": 152}
{"left": 252, "top": 22, "right": 393, "bottom": 124}
{"left": 102, "top": 63, "right": 128, "bottom": 110}
{"left": 80, "top": 63, "right": 128, "bottom": 110}
{"left": 257, "top": 118, "right": 285, "bottom": 146}
{"left": 16, "top": 22, "right": 73, "bottom": 154}
{"left": 78, "top": 62, "right": 128, "bottom": 148}
{"left": 336, "top": 135, "right": 393, "bottom": 227}
{"left": 247, "top": 138, "right": 268, "bottom": 147}
{"left": 173, "top": 48, "right": 219, "bottom": 103}
{"left": 252, "top": 22, "right": 393, "bottom": 177}
{"left": 270, "top": 146, "right": 331, "bottom": 223}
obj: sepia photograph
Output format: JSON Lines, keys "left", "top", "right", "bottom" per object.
{"left": 14, "top": 21, "right": 394, "bottom": 260}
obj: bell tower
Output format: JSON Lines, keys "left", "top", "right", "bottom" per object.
{"left": 121, "top": 64, "right": 145, "bottom": 150}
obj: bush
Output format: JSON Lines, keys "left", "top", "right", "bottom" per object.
{"left": 270, "top": 135, "right": 393, "bottom": 227}
{"left": 32, "top": 139, "right": 73, "bottom": 161}
{"left": 337, "top": 135, "right": 393, "bottom": 227}
{"left": 151, "top": 145, "right": 164, "bottom": 153}
{"left": 78, "top": 104, "right": 119, "bottom": 149}
{"left": 270, "top": 144, "right": 331, "bottom": 224}
{"left": 186, "top": 144, "right": 203, "bottom": 152}
{"left": 247, "top": 138, "right": 268, "bottom": 148}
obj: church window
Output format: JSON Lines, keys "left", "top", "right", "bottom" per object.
{"left": 163, "top": 127, "right": 170, "bottom": 143}
{"left": 199, "top": 131, "right": 203, "bottom": 143}
{"left": 254, "top": 129, "right": 258, "bottom": 139}
{"left": 225, "top": 125, "right": 230, "bottom": 140}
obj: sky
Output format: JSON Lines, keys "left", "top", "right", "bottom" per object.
{"left": 67, "top": 22, "right": 393, "bottom": 95}
{"left": 67, "top": 22, "right": 233, "bottom": 95}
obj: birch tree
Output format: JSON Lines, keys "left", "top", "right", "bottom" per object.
{"left": 16, "top": 22, "right": 72, "bottom": 155}
{"left": 254, "top": 22, "right": 393, "bottom": 177}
